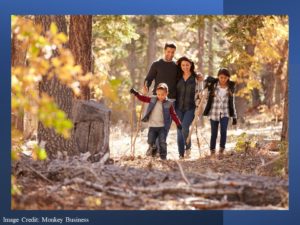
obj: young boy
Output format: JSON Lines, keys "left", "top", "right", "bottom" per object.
{"left": 130, "top": 83, "right": 182, "bottom": 160}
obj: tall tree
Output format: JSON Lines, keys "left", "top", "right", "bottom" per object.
{"left": 35, "top": 15, "right": 76, "bottom": 157}
{"left": 275, "top": 40, "right": 288, "bottom": 105}
{"left": 69, "top": 16, "right": 92, "bottom": 100}
{"left": 261, "top": 62, "right": 276, "bottom": 108}
{"left": 127, "top": 38, "right": 138, "bottom": 124}
{"left": 281, "top": 72, "right": 288, "bottom": 141}
{"left": 207, "top": 17, "right": 214, "bottom": 75}
{"left": 197, "top": 16, "right": 205, "bottom": 74}
{"left": 224, "top": 16, "right": 264, "bottom": 120}
{"left": 11, "top": 26, "right": 27, "bottom": 131}
{"left": 146, "top": 16, "right": 158, "bottom": 71}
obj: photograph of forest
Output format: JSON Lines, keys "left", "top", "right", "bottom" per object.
{"left": 11, "top": 15, "right": 288, "bottom": 210}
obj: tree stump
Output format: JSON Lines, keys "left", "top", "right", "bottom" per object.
{"left": 72, "top": 100, "right": 111, "bottom": 163}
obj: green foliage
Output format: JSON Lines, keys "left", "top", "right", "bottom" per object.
{"left": 32, "top": 144, "right": 48, "bottom": 161}
{"left": 11, "top": 175, "right": 21, "bottom": 196}
{"left": 235, "top": 132, "right": 257, "bottom": 152}
{"left": 11, "top": 16, "right": 82, "bottom": 141}
{"left": 274, "top": 141, "right": 288, "bottom": 176}
{"left": 91, "top": 16, "right": 140, "bottom": 122}
{"left": 223, "top": 16, "right": 288, "bottom": 101}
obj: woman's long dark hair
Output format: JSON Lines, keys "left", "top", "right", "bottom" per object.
{"left": 176, "top": 56, "right": 196, "bottom": 76}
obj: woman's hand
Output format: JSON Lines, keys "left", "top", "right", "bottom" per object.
{"left": 196, "top": 73, "right": 204, "bottom": 82}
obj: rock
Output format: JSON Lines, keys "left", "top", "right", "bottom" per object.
{"left": 72, "top": 100, "right": 111, "bottom": 163}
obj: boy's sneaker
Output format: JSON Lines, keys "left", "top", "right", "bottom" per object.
{"left": 179, "top": 155, "right": 184, "bottom": 160}
{"left": 146, "top": 146, "right": 152, "bottom": 156}
{"left": 146, "top": 145, "right": 157, "bottom": 157}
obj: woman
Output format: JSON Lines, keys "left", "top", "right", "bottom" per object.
{"left": 176, "top": 56, "right": 202, "bottom": 159}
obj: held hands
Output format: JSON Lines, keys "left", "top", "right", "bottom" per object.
{"left": 129, "top": 88, "right": 139, "bottom": 96}
{"left": 142, "top": 85, "right": 148, "bottom": 95}
{"left": 232, "top": 118, "right": 237, "bottom": 126}
{"left": 177, "top": 124, "right": 183, "bottom": 130}
{"left": 196, "top": 73, "right": 204, "bottom": 82}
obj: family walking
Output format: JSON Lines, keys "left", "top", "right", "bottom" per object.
{"left": 130, "top": 43, "right": 237, "bottom": 160}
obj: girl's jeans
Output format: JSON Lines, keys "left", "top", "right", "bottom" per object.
{"left": 210, "top": 117, "right": 229, "bottom": 150}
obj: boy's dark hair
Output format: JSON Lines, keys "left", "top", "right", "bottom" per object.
{"left": 176, "top": 56, "right": 196, "bottom": 75}
{"left": 217, "top": 68, "right": 230, "bottom": 77}
{"left": 156, "top": 83, "right": 169, "bottom": 92}
{"left": 164, "top": 42, "right": 176, "bottom": 50}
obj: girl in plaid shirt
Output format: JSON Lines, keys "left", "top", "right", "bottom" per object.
{"left": 203, "top": 68, "right": 237, "bottom": 157}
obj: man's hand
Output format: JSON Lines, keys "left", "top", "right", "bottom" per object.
{"left": 129, "top": 88, "right": 139, "bottom": 96}
{"left": 143, "top": 85, "right": 148, "bottom": 95}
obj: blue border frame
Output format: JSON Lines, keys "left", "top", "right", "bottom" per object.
{"left": 1, "top": 0, "right": 299, "bottom": 225}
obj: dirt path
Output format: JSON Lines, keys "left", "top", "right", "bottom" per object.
{"left": 12, "top": 120, "right": 288, "bottom": 210}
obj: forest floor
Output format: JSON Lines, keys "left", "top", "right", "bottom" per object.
{"left": 12, "top": 115, "right": 288, "bottom": 210}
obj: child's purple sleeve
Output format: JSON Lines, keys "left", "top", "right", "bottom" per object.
{"left": 170, "top": 105, "right": 181, "bottom": 126}
{"left": 136, "top": 93, "right": 151, "bottom": 103}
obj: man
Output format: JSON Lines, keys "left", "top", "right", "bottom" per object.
{"left": 143, "top": 43, "right": 179, "bottom": 100}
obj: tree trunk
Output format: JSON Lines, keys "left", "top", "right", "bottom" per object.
{"left": 11, "top": 30, "right": 27, "bottom": 132}
{"left": 197, "top": 17, "right": 205, "bottom": 74}
{"left": 275, "top": 40, "right": 288, "bottom": 105}
{"left": 127, "top": 39, "right": 138, "bottom": 124}
{"left": 281, "top": 76, "right": 288, "bottom": 141}
{"left": 251, "top": 88, "right": 261, "bottom": 108}
{"left": 236, "top": 22, "right": 257, "bottom": 120}
{"left": 69, "top": 15, "right": 93, "bottom": 100}
{"left": 207, "top": 18, "right": 214, "bottom": 75}
{"left": 262, "top": 63, "right": 275, "bottom": 108}
{"left": 146, "top": 16, "right": 158, "bottom": 71}
{"left": 35, "top": 16, "right": 76, "bottom": 157}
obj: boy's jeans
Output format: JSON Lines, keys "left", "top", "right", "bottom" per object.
{"left": 154, "top": 99, "right": 175, "bottom": 154}
{"left": 176, "top": 108, "right": 195, "bottom": 157}
{"left": 210, "top": 117, "right": 229, "bottom": 150}
{"left": 148, "top": 127, "right": 167, "bottom": 159}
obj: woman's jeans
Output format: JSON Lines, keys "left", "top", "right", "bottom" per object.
{"left": 210, "top": 117, "right": 229, "bottom": 150}
{"left": 176, "top": 108, "right": 195, "bottom": 157}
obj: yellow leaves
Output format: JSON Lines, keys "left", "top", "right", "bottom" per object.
{"left": 102, "top": 83, "right": 118, "bottom": 102}
{"left": 38, "top": 94, "right": 73, "bottom": 139}
{"left": 235, "top": 132, "right": 257, "bottom": 153}
{"left": 51, "top": 57, "right": 61, "bottom": 67}
{"left": 11, "top": 150, "right": 20, "bottom": 161}
{"left": 50, "top": 22, "right": 58, "bottom": 35}
{"left": 32, "top": 144, "right": 48, "bottom": 161}
{"left": 11, "top": 176, "right": 21, "bottom": 196}
{"left": 246, "top": 79, "right": 261, "bottom": 91}
{"left": 230, "top": 74, "right": 238, "bottom": 82}
{"left": 56, "top": 32, "right": 68, "bottom": 43}
{"left": 12, "top": 17, "right": 84, "bottom": 142}
{"left": 84, "top": 196, "right": 102, "bottom": 207}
